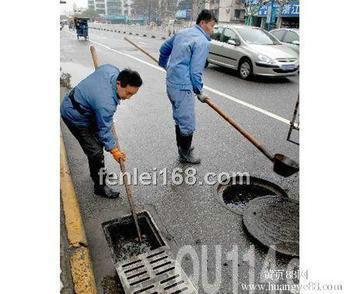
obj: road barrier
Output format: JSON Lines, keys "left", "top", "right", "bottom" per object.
{"left": 89, "top": 22, "right": 191, "bottom": 40}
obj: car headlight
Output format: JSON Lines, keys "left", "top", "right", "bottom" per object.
{"left": 258, "top": 54, "right": 275, "bottom": 65}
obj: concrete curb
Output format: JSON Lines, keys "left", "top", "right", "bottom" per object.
{"left": 60, "top": 135, "right": 97, "bottom": 294}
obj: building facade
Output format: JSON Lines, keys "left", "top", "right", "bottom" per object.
{"left": 94, "top": 0, "right": 106, "bottom": 14}
{"left": 205, "top": 0, "right": 245, "bottom": 23}
{"left": 89, "top": 0, "right": 125, "bottom": 16}
{"left": 88, "top": 0, "right": 95, "bottom": 10}
{"left": 106, "top": 0, "right": 123, "bottom": 15}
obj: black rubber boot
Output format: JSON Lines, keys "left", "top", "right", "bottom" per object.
{"left": 89, "top": 156, "right": 120, "bottom": 199}
{"left": 175, "top": 125, "right": 194, "bottom": 153}
{"left": 94, "top": 184, "right": 120, "bottom": 199}
{"left": 178, "top": 133, "right": 201, "bottom": 164}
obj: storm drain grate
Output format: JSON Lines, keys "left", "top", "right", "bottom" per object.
{"left": 117, "top": 246, "right": 197, "bottom": 294}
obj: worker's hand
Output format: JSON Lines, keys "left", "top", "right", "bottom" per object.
{"left": 110, "top": 147, "right": 126, "bottom": 162}
{"left": 196, "top": 92, "right": 207, "bottom": 103}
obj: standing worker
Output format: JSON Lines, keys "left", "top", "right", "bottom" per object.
{"left": 158, "top": 10, "right": 217, "bottom": 164}
{"left": 61, "top": 65, "right": 143, "bottom": 199}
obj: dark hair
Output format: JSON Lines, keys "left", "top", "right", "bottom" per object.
{"left": 117, "top": 69, "right": 143, "bottom": 88}
{"left": 196, "top": 9, "right": 217, "bottom": 25}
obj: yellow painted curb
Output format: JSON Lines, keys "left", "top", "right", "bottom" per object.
{"left": 60, "top": 135, "right": 87, "bottom": 247}
{"left": 70, "top": 247, "right": 98, "bottom": 294}
{"left": 61, "top": 134, "right": 97, "bottom": 293}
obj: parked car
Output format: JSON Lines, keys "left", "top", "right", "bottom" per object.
{"left": 270, "top": 28, "right": 299, "bottom": 54}
{"left": 207, "top": 25, "right": 299, "bottom": 80}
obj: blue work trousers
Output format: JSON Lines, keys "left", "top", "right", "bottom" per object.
{"left": 166, "top": 85, "right": 196, "bottom": 135}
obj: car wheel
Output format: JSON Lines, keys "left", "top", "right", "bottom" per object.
{"left": 239, "top": 58, "right": 253, "bottom": 80}
{"left": 205, "top": 59, "right": 209, "bottom": 68}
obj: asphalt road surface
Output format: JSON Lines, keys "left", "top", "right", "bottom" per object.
{"left": 61, "top": 26, "right": 299, "bottom": 293}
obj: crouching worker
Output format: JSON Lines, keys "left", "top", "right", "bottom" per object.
{"left": 61, "top": 65, "right": 143, "bottom": 198}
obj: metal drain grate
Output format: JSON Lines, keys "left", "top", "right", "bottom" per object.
{"left": 117, "top": 246, "right": 197, "bottom": 294}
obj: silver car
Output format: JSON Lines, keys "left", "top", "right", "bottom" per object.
{"left": 270, "top": 28, "right": 300, "bottom": 54}
{"left": 207, "top": 25, "right": 299, "bottom": 80}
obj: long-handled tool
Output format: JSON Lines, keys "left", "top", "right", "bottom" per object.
{"left": 124, "top": 37, "right": 299, "bottom": 177}
{"left": 89, "top": 45, "right": 143, "bottom": 242}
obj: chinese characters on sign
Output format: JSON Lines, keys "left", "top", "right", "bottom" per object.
{"left": 258, "top": 1, "right": 300, "bottom": 18}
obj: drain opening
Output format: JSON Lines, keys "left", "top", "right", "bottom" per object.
{"left": 104, "top": 211, "right": 197, "bottom": 293}
{"left": 116, "top": 247, "right": 197, "bottom": 293}
{"left": 150, "top": 255, "right": 168, "bottom": 264}
{"left": 102, "top": 211, "right": 166, "bottom": 264}
{"left": 216, "top": 176, "right": 288, "bottom": 215}
{"left": 133, "top": 284, "right": 154, "bottom": 294}
{"left": 164, "top": 280, "right": 185, "bottom": 290}
{"left": 124, "top": 264, "right": 144, "bottom": 274}
{"left": 147, "top": 250, "right": 165, "bottom": 259}
{"left": 129, "top": 277, "right": 150, "bottom": 286}
{"left": 153, "top": 261, "right": 172, "bottom": 270}
{"left": 156, "top": 266, "right": 175, "bottom": 276}
{"left": 123, "top": 260, "right": 142, "bottom": 268}
{"left": 127, "top": 270, "right": 147, "bottom": 280}
{"left": 161, "top": 274, "right": 180, "bottom": 284}
{"left": 172, "top": 287, "right": 188, "bottom": 293}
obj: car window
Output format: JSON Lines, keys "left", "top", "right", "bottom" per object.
{"left": 236, "top": 27, "right": 278, "bottom": 45}
{"left": 270, "top": 30, "right": 285, "bottom": 41}
{"left": 283, "top": 31, "right": 299, "bottom": 43}
{"left": 222, "top": 28, "right": 238, "bottom": 43}
{"left": 211, "top": 26, "right": 224, "bottom": 41}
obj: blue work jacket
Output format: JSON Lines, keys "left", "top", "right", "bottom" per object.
{"left": 60, "top": 64, "right": 120, "bottom": 151}
{"left": 159, "top": 25, "right": 211, "bottom": 94}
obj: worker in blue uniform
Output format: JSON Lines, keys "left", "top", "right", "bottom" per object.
{"left": 61, "top": 65, "right": 143, "bottom": 198}
{"left": 158, "top": 10, "right": 217, "bottom": 164}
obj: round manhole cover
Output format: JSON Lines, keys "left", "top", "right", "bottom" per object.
{"left": 216, "top": 176, "right": 288, "bottom": 215}
{"left": 243, "top": 195, "right": 299, "bottom": 256}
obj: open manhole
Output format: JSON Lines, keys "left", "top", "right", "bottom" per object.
{"left": 216, "top": 176, "right": 288, "bottom": 215}
{"left": 243, "top": 195, "right": 299, "bottom": 256}
{"left": 103, "top": 211, "right": 197, "bottom": 294}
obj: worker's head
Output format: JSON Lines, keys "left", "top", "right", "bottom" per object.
{"left": 196, "top": 9, "right": 217, "bottom": 35}
{"left": 116, "top": 69, "right": 143, "bottom": 100}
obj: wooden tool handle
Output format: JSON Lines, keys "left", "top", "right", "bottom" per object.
{"left": 124, "top": 37, "right": 158, "bottom": 64}
{"left": 89, "top": 46, "right": 142, "bottom": 242}
{"left": 90, "top": 46, "right": 100, "bottom": 69}
{"left": 204, "top": 97, "right": 274, "bottom": 162}
{"left": 122, "top": 39, "right": 274, "bottom": 162}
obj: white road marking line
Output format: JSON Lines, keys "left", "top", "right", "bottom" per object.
{"left": 204, "top": 86, "right": 291, "bottom": 125}
{"left": 89, "top": 38, "right": 163, "bottom": 72}
{"left": 66, "top": 31, "right": 293, "bottom": 126}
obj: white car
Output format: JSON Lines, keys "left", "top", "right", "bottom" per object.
{"left": 207, "top": 25, "right": 299, "bottom": 80}
{"left": 270, "top": 28, "right": 299, "bottom": 54}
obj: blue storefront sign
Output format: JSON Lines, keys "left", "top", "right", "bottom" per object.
{"left": 259, "top": 3, "right": 280, "bottom": 17}
{"left": 258, "top": 1, "right": 299, "bottom": 18}
{"left": 281, "top": 2, "right": 300, "bottom": 17}
{"left": 175, "top": 9, "right": 192, "bottom": 20}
